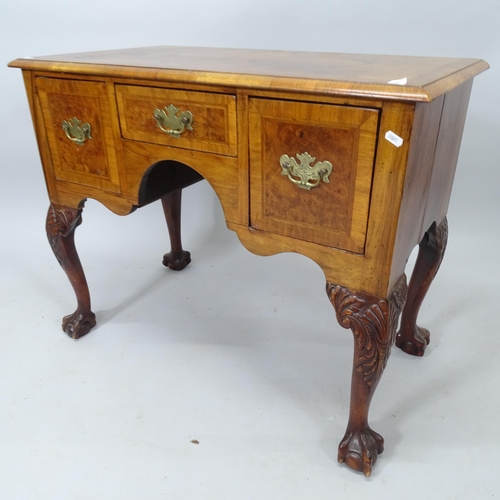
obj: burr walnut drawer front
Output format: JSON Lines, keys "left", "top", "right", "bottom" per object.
{"left": 249, "top": 98, "right": 379, "bottom": 254}
{"left": 115, "top": 85, "right": 238, "bottom": 156}
{"left": 35, "top": 77, "right": 121, "bottom": 193}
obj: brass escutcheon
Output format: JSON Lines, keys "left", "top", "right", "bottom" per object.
{"left": 279, "top": 152, "right": 333, "bottom": 190}
{"left": 61, "top": 117, "right": 92, "bottom": 146}
{"left": 153, "top": 104, "right": 194, "bottom": 138}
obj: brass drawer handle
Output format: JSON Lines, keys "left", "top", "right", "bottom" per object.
{"left": 153, "top": 104, "right": 194, "bottom": 138}
{"left": 279, "top": 152, "right": 332, "bottom": 190}
{"left": 62, "top": 117, "right": 92, "bottom": 146}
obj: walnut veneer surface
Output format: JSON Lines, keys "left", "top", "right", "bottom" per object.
{"left": 9, "top": 47, "right": 488, "bottom": 477}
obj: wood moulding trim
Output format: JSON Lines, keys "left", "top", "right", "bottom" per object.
{"left": 9, "top": 58, "right": 489, "bottom": 103}
{"left": 30, "top": 71, "right": 238, "bottom": 95}
{"left": 30, "top": 71, "right": 385, "bottom": 110}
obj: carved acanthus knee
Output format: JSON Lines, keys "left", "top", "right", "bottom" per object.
{"left": 46, "top": 202, "right": 84, "bottom": 266}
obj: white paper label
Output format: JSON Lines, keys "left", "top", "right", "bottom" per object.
{"left": 385, "top": 130, "right": 404, "bottom": 147}
{"left": 388, "top": 77, "right": 407, "bottom": 85}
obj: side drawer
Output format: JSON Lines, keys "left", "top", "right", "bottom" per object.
{"left": 249, "top": 98, "right": 379, "bottom": 254}
{"left": 35, "top": 77, "right": 121, "bottom": 193}
{"left": 115, "top": 85, "right": 238, "bottom": 156}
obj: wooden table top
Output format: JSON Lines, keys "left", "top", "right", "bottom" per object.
{"left": 9, "top": 46, "right": 489, "bottom": 102}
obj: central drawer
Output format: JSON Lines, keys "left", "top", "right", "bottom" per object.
{"left": 115, "top": 85, "right": 238, "bottom": 156}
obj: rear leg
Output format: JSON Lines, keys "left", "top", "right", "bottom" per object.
{"left": 396, "top": 217, "right": 448, "bottom": 356}
{"left": 161, "top": 189, "right": 191, "bottom": 271}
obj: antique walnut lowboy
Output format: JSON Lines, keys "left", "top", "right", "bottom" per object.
{"left": 9, "top": 47, "right": 488, "bottom": 476}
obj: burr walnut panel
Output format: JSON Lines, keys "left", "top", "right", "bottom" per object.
{"left": 249, "top": 98, "right": 379, "bottom": 253}
{"left": 115, "top": 85, "right": 238, "bottom": 156}
{"left": 35, "top": 77, "right": 121, "bottom": 193}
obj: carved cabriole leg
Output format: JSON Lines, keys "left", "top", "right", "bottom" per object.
{"left": 396, "top": 217, "right": 448, "bottom": 356}
{"left": 161, "top": 189, "right": 191, "bottom": 271}
{"left": 46, "top": 201, "right": 96, "bottom": 339}
{"left": 327, "top": 275, "right": 407, "bottom": 476}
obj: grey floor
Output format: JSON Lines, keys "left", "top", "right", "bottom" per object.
{"left": 1, "top": 120, "right": 499, "bottom": 498}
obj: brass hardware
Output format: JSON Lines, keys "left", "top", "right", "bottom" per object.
{"left": 279, "top": 152, "right": 333, "bottom": 190}
{"left": 61, "top": 117, "right": 92, "bottom": 146}
{"left": 153, "top": 104, "right": 194, "bottom": 138}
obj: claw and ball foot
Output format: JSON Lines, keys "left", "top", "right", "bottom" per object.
{"left": 162, "top": 250, "right": 191, "bottom": 271}
{"left": 338, "top": 427, "right": 384, "bottom": 477}
{"left": 46, "top": 201, "right": 96, "bottom": 339}
{"left": 327, "top": 276, "right": 407, "bottom": 476}
{"left": 62, "top": 310, "right": 96, "bottom": 339}
{"left": 396, "top": 217, "right": 448, "bottom": 356}
{"left": 161, "top": 189, "right": 191, "bottom": 271}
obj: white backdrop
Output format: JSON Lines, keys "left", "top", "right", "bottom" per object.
{"left": 1, "top": 1, "right": 499, "bottom": 498}
{"left": 1, "top": 1, "right": 498, "bottom": 225}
